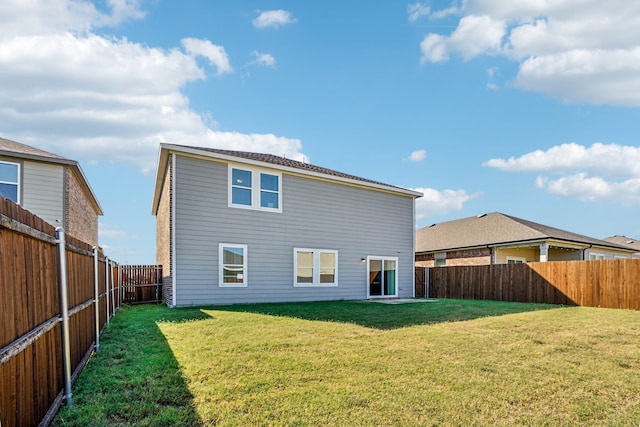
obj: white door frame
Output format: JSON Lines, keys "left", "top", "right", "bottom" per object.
{"left": 366, "top": 256, "right": 399, "bottom": 298}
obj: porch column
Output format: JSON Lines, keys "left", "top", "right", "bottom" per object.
{"left": 539, "top": 243, "right": 549, "bottom": 262}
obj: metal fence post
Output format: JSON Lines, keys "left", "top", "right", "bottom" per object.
{"left": 56, "top": 227, "right": 73, "bottom": 408}
{"left": 92, "top": 246, "right": 100, "bottom": 352}
{"left": 105, "top": 256, "right": 110, "bottom": 324}
{"left": 118, "top": 264, "right": 122, "bottom": 308}
{"left": 110, "top": 260, "right": 116, "bottom": 315}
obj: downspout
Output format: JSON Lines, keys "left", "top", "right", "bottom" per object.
{"left": 582, "top": 244, "right": 593, "bottom": 260}
{"left": 486, "top": 246, "right": 494, "bottom": 264}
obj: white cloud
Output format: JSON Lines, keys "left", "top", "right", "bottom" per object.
{"left": 412, "top": 187, "right": 476, "bottom": 219}
{"left": 419, "top": 1, "right": 640, "bottom": 105}
{"left": 0, "top": 0, "right": 145, "bottom": 38}
{"left": 253, "top": 10, "right": 296, "bottom": 29}
{"left": 0, "top": 1, "right": 306, "bottom": 173}
{"left": 536, "top": 174, "right": 640, "bottom": 205}
{"left": 407, "top": 2, "right": 431, "bottom": 22}
{"left": 484, "top": 143, "right": 640, "bottom": 178}
{"left": 420, "top": 34, "right": 448, "bottom": 63}
{"left": 485, "top": 143, "right": 640, "bottom": 204}
{"left": 181, "top": 38, "right": 232, "bottom": 76}
{"left": 99, "top": 222, "right": 138, "bottom": 240}
{"left": 250, "top": 51, "right": 277, "bottom": 68}
{"left": 407, "top": 149, "right": 427, "bottom": 162}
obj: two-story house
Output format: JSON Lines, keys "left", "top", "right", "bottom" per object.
{"left": 152, "top": 144, "right": 421, "bottom": 306}
{"left": 0, "top": 137, "right": 103, "bottom": 246}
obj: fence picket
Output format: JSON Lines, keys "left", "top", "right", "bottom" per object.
{"left": 416, "top": 259, "right": 640, "bottom": 310}
{"left": 0, "top": 198, "right": 123, "bottom": 426}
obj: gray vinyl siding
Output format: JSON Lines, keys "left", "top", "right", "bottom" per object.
{"left": 173, "top": 154, "right": 415, "bottom": 306}
{"left": 21, "top": 161, "right": 64, "bottom": 227}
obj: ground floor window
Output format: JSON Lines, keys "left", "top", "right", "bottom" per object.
{"left": 506, "top": 257, "right": 526, "bottom": 264}
{"left": 588, "top": 253, "right": 605, "bottom": 260}
{"left": 294, "top": 248, "right": 338, "bottom": 286}
{"left": 219, "top": 243, "right": 248, "bottom": 287}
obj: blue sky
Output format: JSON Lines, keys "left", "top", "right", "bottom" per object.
{"left": 1, "top": 0, "right": 639, "bottom": 264}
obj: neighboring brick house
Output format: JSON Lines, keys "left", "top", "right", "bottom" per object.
{"left": 416, "top": 212, "right": 635, "bottom": 267}
{"left": 0, "top": 137, "right": 103, "bottom": 246}
{"left": 152, "top": 144, "right": 421, "bottom": 306}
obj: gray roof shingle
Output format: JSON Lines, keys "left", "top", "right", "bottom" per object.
{"left": 0, "top": 137, "right": 72, "bottom": 163}
{"left": 178, "top": 145, "right": 420, "bottom": 194}
{"left": 416, "top": 212, "right": 633, "bottom": 252}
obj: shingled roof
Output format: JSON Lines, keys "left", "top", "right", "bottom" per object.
{"left": 0, "top": 137, "right": 73, "bottom": 163}
{"left": 181, "top": 146, "right": 410, "bottom": 191}
{"left": 603, "top": 235, "right": 640, "bottom": 253}
{"left": 152, "top": 144, "right": 421, "bottom": 214}
{"left": 416, "top": 212, "right": 633, "bottom": 253}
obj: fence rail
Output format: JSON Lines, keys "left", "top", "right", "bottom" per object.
{"left": 416, "top": 259, "right": 640, "bottom": 310}
{"left": 0, "top": 197, "right": 121, "bottom": 427}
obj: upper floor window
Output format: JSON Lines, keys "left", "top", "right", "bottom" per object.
{"left": 229, "top": 165, "right": 281, "bottom": 212}
{"left": 0, "top": 161, "right": 20, "bottom": 204}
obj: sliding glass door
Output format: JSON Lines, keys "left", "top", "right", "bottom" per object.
{"left": 368, "top": 257, "right": 398, "bottom": 298}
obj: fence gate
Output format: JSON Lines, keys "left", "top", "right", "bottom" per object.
{"left": 415, "top": 267, "right": 429, "bottom": 298}
{"left": 120, "top": 265, "right": 163, "bottom": 304}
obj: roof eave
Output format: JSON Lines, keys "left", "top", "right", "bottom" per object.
{"left": 416, "top": 237, "right": 637, "bottom": 254}
{"left": 157, "top": 143, "right": 423, "bottom": 199}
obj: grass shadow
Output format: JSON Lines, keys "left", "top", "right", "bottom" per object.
{"left": 52, "top": 305, "right": 212, "bottom": 427}
{"left": 208, "top": 298, "right": 561, "bottom": 330}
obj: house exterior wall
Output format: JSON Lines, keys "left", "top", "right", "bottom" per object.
{"left": 155, "top": 156, "right": 172, "bottom": 304}
{"left": 21, "top": 160, "right": 64, "bottom": 227}
{"left": 495, "top": 247, "right": 540, "bottom": 263}
{"left": 549, "top": 247, "right": 582, "bottom": 261}
{"left": 65, "top": 168, "right": 99, "bottom": 246}
{"left": 584, "top": 248, "right": 633, "bottom": 260}
{"left": 171, "top": 154, "right": 415, "bottom": 306}
{"left": 415, "top": 248, "right": 491, "bottom": 267}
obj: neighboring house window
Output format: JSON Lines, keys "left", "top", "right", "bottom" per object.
{"left": 435, "top": 258, "right": 446, "bottom": 267}
{"left": 228, "top": 165, "right": 281, "bottom": 212}
{"left": 589, "top": 253, "right": 605, "bottom": 260}
{"left": 507, "top": 257, "right": 526, "bottom": 264}
{"left": 219, "top": 244, "right": 248, "bottom": 287}
{"left": 0, "top": 161, "right": 20, "bottom": 203}
{"left": 294, "top": 248, "right": 338, "bottom": 286}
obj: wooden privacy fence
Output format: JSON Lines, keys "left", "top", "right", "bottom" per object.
{"left": 416, "top": 259, "right": 640, "bottom": 310}
{"left": 120, "top": 265, "right": 163, "bottom": 304}
{"left": 0, "top": 197, "right": 121, "bottom": 427}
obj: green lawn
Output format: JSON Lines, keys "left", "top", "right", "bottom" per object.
{"left": 53, "top": 299, "right": 640, "bottom": 426}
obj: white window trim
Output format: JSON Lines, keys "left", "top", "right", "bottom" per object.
{"left": 588, "top": 253, "right": 606, "bottom": 260}
{"left": 506, "top": 257, "right": 527, "bottom": 264}
{"left": 0, "top": 160, "right": 20, "bottom": 204}
{"left": 293, "top": 248, "right": 338, "bottom": 287}
{"left": 219, "top": 243, "right": 248, "bottom": 287}
{"left": 227, "top": 164, "right": 282, "bottom": 213}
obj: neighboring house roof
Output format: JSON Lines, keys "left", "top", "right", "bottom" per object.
{"left": 603, "top": 235, "right": 640, "bottom": 253}
{"left": 152, "top": 143, "right": 422, "bottom": 214}
{"left": 0, "top": 137, "right": 103, "bottom": 215}
{"left": 416, "top": 212, "right": 634, "bottom": 253}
